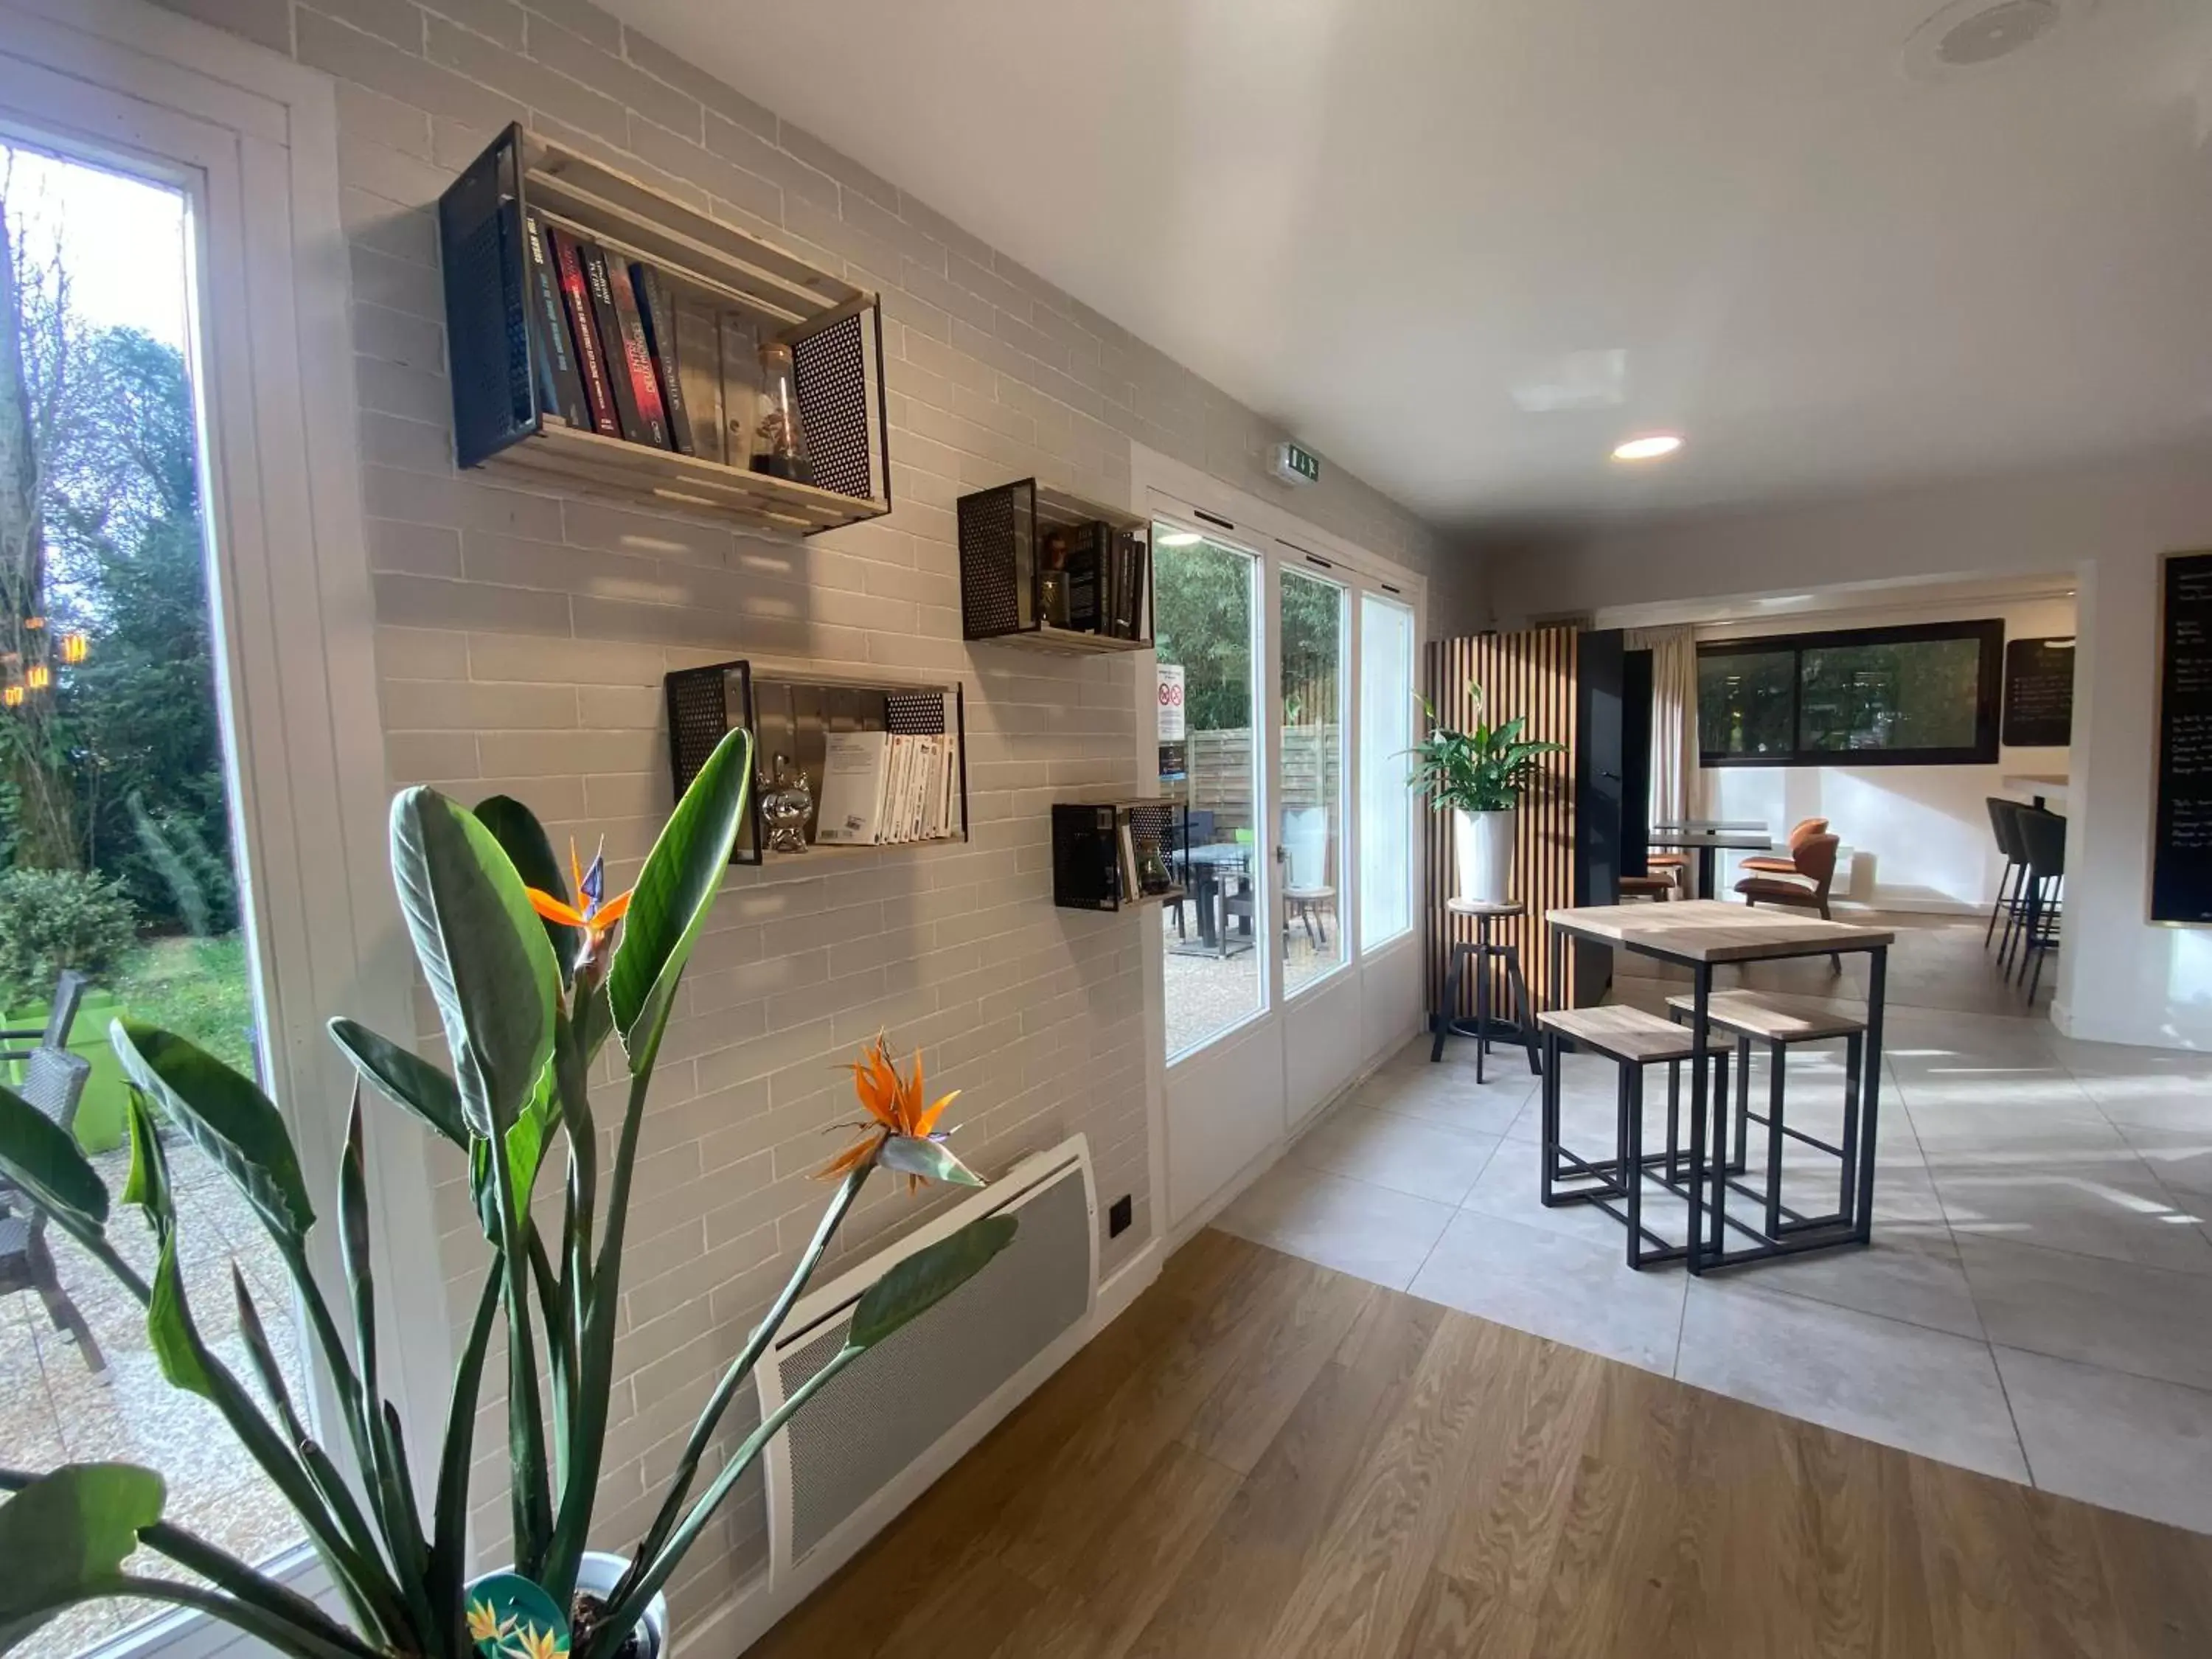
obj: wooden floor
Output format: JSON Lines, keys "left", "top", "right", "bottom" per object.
{"left": 751, "top": 1230, "right": 2212, "bottom": 1659}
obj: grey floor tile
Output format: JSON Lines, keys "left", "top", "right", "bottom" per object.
{"left": 1214, "top": 1161, "right": 1454, "bottom": 1293}
{"left": 1958, "top": 1234, "right": 2212, "bottom": 1393}
{"left": 1408, "top": 1208, "right": 1687, "bottom": 1375}
{"left": 1995, "top": 1346, "right": 2212, "bottom": 1535}
{"left": 1676, "top": 1279, "right": 2028, "bottom": 1483}
{"left": 1930, "top": 1158, "right": 2212, "bottom": 1275}
{"left": 1354, "top": 1057, "right": 1535, "bottom": 1137}
{"left": 1291, "top": 1102, "right": 1502, "bottom": 1206}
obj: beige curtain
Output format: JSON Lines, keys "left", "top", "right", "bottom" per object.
{"left": 1627, "top": 626, "right": 1698, "bottom": 826}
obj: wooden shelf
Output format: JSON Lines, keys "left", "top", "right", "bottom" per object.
{"left": 483, "top": 422, "right": 886, "bottom": 534}
{"left": 985, "top": 624, "right": 1154, "bottom": 657}
{"left": 439, "top": 125, "right": 890, "bottom": 539}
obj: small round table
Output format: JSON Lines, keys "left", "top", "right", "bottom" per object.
{"left": 1430, "top": 900, "right": 1542, "bottom": 1082}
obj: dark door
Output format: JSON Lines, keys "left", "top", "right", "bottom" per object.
{"left": 1621, "top": 648, "right": 1654, "bottom": 878}
{"left": 1574, "top": 629, "right": 1626, "bottom": 1002}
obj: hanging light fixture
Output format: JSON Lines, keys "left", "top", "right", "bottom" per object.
{"left": 2, "top": 684, "right": 23, "bottom": 709}
{"left": 60, "top": 630, "right": 88, "bottom": 665}
{"left": 22, "top": 614, "right": 44, "bottom": 633}
{"left": 26, "top": 663, "right": 52, "bottom": 692}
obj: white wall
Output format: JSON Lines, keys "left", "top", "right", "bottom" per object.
{"left": 1488, "top": 447, "right": 2212, "bottom": 1051}
{"left": 1688, "top": 595, "right": 2075, "bottom": 913}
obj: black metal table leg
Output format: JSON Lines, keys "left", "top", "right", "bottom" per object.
{"left": 1839, "top": 1029, "right": 1863, "bottom": 1222}
{"left": 1473, "top": 917, "right": 1493, "bottom": 1085}
{"left": 1504, "top": 945, "right": 1541, "bottom": 1075}
{"left": 1686, "top": 963, "right": 1711, "bottom": 1275}
{"left": 1764, "top": 1040, "right": 1786, "bottom": 1239}
{"left": 1854, "top": 946, "right": 1886, "bottom": 1242}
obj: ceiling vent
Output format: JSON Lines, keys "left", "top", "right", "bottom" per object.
{"left": 1905, "top": 0, "right": 2089, "bottom": 79}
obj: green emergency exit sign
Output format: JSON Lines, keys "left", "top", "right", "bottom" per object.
{"left": 1273, "top": 441, "right": 1321, "bottom": 486}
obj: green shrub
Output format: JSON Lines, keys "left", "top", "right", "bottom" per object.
{"left": 0, "top": 866, "right": 138, "bottom": 1007}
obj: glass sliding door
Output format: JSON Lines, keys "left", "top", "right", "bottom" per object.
{"left": 1153, "top": 524, "right": 1264, "bottom": 1058}
{"left": 1359, "top": 594, "right": 1416, "bottom": 948}
{"left": 0, "top": 142, "right": 306, "bottom": 1659}
{"left": 1279, "top": 566, "right": 1347, "bottom": 996}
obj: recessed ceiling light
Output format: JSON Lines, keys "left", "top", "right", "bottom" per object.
{"left": 1612, "top": 434, "right": 1683, "bottom": 462}
{"left": 1157, "top": 529, "right": 1203, "bottom": 546}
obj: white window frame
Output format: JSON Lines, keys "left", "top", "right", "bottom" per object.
{"left": 0, "top": 3, "right": 448, "bottom": 1654}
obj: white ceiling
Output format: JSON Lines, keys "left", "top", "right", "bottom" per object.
{"left": 601, "top": 0, "right": 2212, "bottom": 529}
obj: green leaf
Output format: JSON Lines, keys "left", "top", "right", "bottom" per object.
{"left": 609, "top": 726, "right": 753, "bottom": 1073}
{"left": 0, "top": 1464, "right": 165, "bottom": 1648}
{"left": 146, "top": 1231, "right": 215, "bottom": 1400}
{"left": 475, "top": 794, "right": 582, "bottom": 982}
{"left": 327, "top": 1019, "right": 467, "bottom": 1148}
{"left": 119, "top": 1091, "right": 167, "bottom": 1215}
{"left": 877, "top": 1133, "right": 984, "bottom": 1188}
{"left": 849, "top": 1213, "right": 1016, "bottom": 1349}
{"left": 111, "top": 1021, "right": 314, "bottom": 1245}
{"left": 0, "top": 1082, "right": 108, "bottom": 1235}
{"left": 431, "top": 1268, "right": 501, "bottom": 1655}
{"left": 389, "top": 787, "right": 560, "bottom": 1139}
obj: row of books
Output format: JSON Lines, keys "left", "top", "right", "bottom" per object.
{"left": 814, "top": 731, "right": 962, "bottom": 846}
{"left": 522, "top": 210, "right": 697, "bottom": 455}
{"left": 1028, "top": 519, "right": 1149, "bottom": 639}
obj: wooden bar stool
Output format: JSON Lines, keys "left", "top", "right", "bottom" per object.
{"left": 1537, "top": 1004, "right": 1729, "bottom": 1270}
{"left": 1430, "top": 900, "right": 1540, "bottom": 1082}
{"left": 1666, "top": 990, "right": 1866, "bottom": 1245}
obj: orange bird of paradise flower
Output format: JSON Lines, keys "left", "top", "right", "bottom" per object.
{"left": 818, "top": 1032, "right": 975, "bottom": 1189}
{"left": 526, "top": 839, "right": 633, "bottom": 964}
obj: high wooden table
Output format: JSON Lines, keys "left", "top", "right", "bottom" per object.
{"left": 1544, "top": 900, "right": 1894, "bottom": 1272}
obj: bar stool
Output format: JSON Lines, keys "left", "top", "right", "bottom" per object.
{"left": 1983, "top": 797, "right": 2028, "bottom": 953}
{"left": 1537, "top": 1004, "right": 1730, "bottom": 1269}
{"left": 1666, "top": 990, "right": 1867, "bottom": 1248}
{"left": 1430, "top": 899, "right": 1540, "bottom": 1082}
{"left": 2014, "top": 809, "right": 2065, "bottom": 1001}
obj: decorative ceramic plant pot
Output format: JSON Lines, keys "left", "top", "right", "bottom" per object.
{"left": 1454, "top": 807, "right": 1517, "bottom": 906}
{"left": 575, "top": 1553, "right": 669, "bottom": 1659}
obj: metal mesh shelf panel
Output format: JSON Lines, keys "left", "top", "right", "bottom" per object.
{"left": 791, "top": 308, "right": 877, "bottom": 502}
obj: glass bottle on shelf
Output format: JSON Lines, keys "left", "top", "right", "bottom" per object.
{"left": 748, "top": 341, "right": 813, "bottom": 484}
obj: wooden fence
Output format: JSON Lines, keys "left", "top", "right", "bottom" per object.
{"left": 1185, "top": 726, "right": 1341, "bottom": 839}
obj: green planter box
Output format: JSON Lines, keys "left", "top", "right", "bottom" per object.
{"left": 6, "top": 990, "right": 128, "bottom": 1154}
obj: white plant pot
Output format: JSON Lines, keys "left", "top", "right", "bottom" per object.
{"left": 1454, "top": 807, "right": 1517, "bottom": 906}
{"left": 574, "top": 1552, "right": 671, "bottom": 1659}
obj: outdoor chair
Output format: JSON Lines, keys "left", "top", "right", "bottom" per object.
{"left": 0, "top": 1045, "right": 106, "bottom": 1379}
{"left": 0, "top": 969, "right": 88, "bottom": 1067}
{"left": 1282, "top": 808, "right": 1334, "bottom": 947}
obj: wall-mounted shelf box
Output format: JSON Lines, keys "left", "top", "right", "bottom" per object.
{"left": 1052, "top": 799, "right": 1187, "bottom": 911}
{"left": 438, "top": 125, "right": 891, "bottom": 538}
{"left": 665, "top": 661, "right": 966, "bottom": 864}
{"left": 959, "top": 479, "right": 1152, "bottom": 653}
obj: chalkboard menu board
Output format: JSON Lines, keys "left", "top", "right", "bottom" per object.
{"left": 2152, "top": 551, "right": 2212, "bottom": 925}
{"left": 2003, "top": 637, "right": 2076, "bottom": 748}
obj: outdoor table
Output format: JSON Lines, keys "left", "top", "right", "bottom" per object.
{"left": 1646, "top": 825, "right": 1773, "bottom": 900}
{"left": 1171, "top": 843, "right": 1254, "bottom": 958}
{"left": 1543, "top": 900, "right": 1894, "bottom": 1272}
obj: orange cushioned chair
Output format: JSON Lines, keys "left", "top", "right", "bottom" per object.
{"left": 1736, "top": 832, "right": 1840, "bottom": 919}
{"left": 1739, "top": 816, "right": 1832, "bottom": 877}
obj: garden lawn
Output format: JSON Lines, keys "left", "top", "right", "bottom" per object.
{"left": 110, "top": 933, "right": 255, "bottom": 1076}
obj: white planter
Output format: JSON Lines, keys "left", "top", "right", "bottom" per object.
{"left": 574, "top": 1553, "right": 671, "bottom": 1659}
{"left": 1453, "top": 807, "right": 1517, "bottom": 906}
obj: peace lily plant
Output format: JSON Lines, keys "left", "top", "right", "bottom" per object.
{"left": 1408, "top": 681, "right": 1566, "bottom": 906}
{"left": 0, "top": 726, "right": 1014, "bottom": 1659}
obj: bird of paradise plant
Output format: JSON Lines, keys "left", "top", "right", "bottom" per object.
{"left": 0, "top": 726, "right": 1016, "bottom": 1659}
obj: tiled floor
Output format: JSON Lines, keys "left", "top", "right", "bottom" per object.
{"left": 4, "top": 1135, "right": 308, "bottom": 1659}
{"left": 1215, "top": 911, "right": 2212, "bottom": 1537}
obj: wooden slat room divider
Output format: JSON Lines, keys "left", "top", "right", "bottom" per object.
{"left": 1425, "top": 627, "right": 1582, "bottom": 1026}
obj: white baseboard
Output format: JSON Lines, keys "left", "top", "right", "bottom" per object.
{"left": 702, "top": 1236, "right": 1164, "bottom": 1654}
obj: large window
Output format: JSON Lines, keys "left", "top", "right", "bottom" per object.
{"left": 1279, "top": 566, "right": 1346, "bottom": 996}
{"left": 1699, "top": 619, "right": 2004, "bottom": 767}
{"left": 1358, "top": 594, "right": 1415, "bottom": 947}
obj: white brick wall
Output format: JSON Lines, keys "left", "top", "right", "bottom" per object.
{"left": 145, "top": 0, "right": 1447, "bottom": 1621}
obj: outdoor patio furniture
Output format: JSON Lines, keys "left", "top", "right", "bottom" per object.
{"left": 0, "top": 968, "right": 87, "bottom": 1066}
{"left": 0, "top": 1044, "right": 107, "bottom": 1379}
{"left": 1283, "top": 807, "right": 1333, "bottom": 946}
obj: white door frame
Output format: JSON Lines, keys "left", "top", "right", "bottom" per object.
{"left": 0, "top": 1, "right": 448, "bottom": 1649}
{"left": 1127, "top": 444, "right": 1427, "bottom": 1239}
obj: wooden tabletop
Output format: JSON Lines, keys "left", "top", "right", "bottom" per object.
{"left": 1653, "top": 818, "right": 1767, "bottom": 832}
{"left": 1545, "top": 899, "right": 1894, "bottom": 963}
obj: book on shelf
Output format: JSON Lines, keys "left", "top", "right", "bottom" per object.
{"left": 810, "top": 730, "right": 962, "bottom": 847}
{"left": 628, "top": 262, "right": 695, "bottom": 456}
{"left": 544, "top": 226, "right": 619, "bottom": 437}
{"left": 522, "top": 212, "right": 588, "bottom": 430}
{"left": 603, "top": 248, "right": 672, "bottom": 448}
{"left": 576, "top": 240, "right": 658, "bottom": 447}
